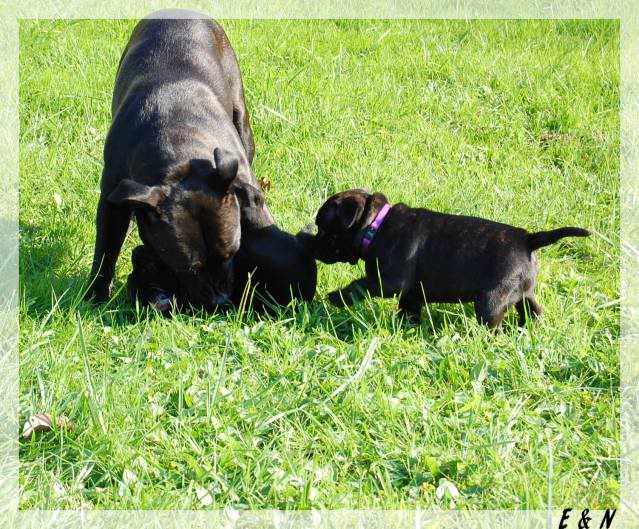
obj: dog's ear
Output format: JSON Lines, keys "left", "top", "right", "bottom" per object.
{"left": 213, "top": 148, "right": 239, "bottom": 190}
{"left": 336, "top": 197, "right": 363, "bottom": 230}
{"left": 232, "top": 182, "right": 264, "bottom": 209}
{"left": 108, "top": 180, "right": 166, "bottom": 211}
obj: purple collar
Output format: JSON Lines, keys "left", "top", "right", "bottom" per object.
{"left": 361, "top": 203, "right": 391, "bottom": 254}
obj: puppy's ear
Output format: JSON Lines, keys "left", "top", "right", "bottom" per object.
{"left": 232, "top": 182, "right": 264, "bottom": 209}
{"left": 336, "top": 197, "right": 363, "bottom": 230}
{"left": 213, "top": 148, "right": 239, "bottom": 190}
{"left": 108, "top": 180, "right": 166, "bottom": 211}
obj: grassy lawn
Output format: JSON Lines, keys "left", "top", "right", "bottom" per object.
{"left": 19, "top": 19, "right": 619, "bottom": 509}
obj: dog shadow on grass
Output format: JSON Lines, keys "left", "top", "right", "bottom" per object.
{"left": 19, "top": 220, "right": 137, "bottom": 322}
{"left": 298, "top": 296, "right": 495, "bottom": 344}
{"left": 20, "top": 220, "right": 78, "bottom": 312}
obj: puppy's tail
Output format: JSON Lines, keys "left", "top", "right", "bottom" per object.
{"left": 527, "top": 227, "right": 590, "bottom": 252}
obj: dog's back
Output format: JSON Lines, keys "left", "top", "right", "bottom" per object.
{"left": 104, "top": 13, "right": 250, "bottom": 184}
{"left": 113, "top": 15, "right": 228, "bottom": 112}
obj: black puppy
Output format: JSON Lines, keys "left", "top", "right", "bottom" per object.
{"left": 231, "top": 183, "right": 317, "bottom": 309}
{"left": 312, "top": 189, "right": 589, "bottom": 328}
{"left": 127, "top": 245, "right": 178, "bottom": 314}
{"left": 86, "top": 10, "right": 258, "bottom": 309}
{"left": 127, "top": 183, "right": 316, "bottom": 314}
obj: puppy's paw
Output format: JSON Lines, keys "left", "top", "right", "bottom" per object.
{"left": 328, "top": 290, "right": 347, "bottom": 307}
{"left": 399, "top": 306, "right": 422, "bottom": 326}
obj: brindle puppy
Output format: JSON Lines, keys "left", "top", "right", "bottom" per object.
{"left": 127, "top": 245, "right": 177, "bottom": 314}
{"left": 311, "top": 189, "right": 589, "bottom": 328}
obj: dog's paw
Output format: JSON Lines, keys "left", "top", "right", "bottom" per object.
{"left": 328, "top": 290, "right": 346, "bottom": 307}
{"left": 402, "top": 312, "right": 421, "bottom": 326}
{"left": 84, "top": 284, "right": 110, "bottom": 305}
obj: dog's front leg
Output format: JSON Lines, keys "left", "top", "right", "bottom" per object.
{"left": 328, "top": 276, "right": 403, "bottom": 307}
{"left": 328, "top": 278, "right": 371, "bottom": 307}
{"left": 85, "top": 195, "right": 131, "bottom": 303}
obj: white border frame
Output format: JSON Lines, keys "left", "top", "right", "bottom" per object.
{"left": 1, "top": 1, "right": 636, "bottom": 528}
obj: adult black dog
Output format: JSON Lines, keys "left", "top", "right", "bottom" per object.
{"left": 312, "top": 189, "right": 589, "bottom": 328}
{"left": 85, "top": 10, "right": 316, "bottom": 310}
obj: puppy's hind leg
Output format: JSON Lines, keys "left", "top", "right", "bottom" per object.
{"left": 474, "top": 289, "right": 509, "bottom": 329}
{"left": 515, "top": 295, "right": 543, "bottom": 326}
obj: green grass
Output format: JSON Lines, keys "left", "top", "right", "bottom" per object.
{"left": 19, "top": 19, "right": 619, "bottom": 509}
